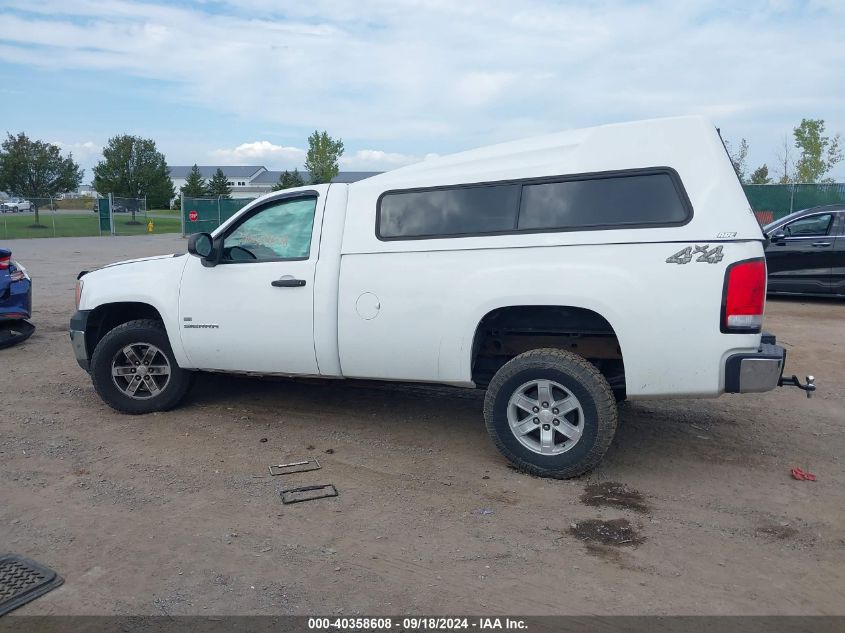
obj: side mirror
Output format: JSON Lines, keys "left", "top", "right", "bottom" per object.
{"left": 769, "top": 229, "right": 786, "bottom": 244}
{"left": 188, "top": 232, "right": 214, "bottom": 259}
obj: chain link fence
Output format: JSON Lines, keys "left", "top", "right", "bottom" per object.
{"left": 109, "top": 195, "right": 148, "bottom": 236}
{"left": 181, "top": 195, "right": 256, "bottom": 236}
{"left": 1, "top": 196, "right": 101, "bottom": 239}
{"left": 743, "top": 183, "right": 845, "bottom": 226}
{"left": 0, "top": 194, "right": 183, "bottom": 239}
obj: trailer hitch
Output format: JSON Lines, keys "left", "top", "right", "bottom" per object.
{"left": 779, "top": 374, "right": 816, "bottom": 398}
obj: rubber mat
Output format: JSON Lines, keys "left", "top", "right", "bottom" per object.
{"left": 0, "top": 554, "right": 63, "bottom": 616}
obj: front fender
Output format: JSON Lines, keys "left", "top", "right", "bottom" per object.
{"left": 78, "top": 255, "right": 190, "bottom": 366}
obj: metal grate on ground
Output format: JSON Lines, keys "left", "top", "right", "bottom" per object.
{"left": 0, "top": 554, "right": 64, "bottom": 616}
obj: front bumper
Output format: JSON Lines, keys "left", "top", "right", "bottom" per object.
{"left": 69, "top": 310, "right": 91, "bottom": 371}
{"left": 725, "top": 332, "right": 815, "bottom": 397}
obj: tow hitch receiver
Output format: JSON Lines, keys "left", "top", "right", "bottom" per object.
{"left": 779, "top": 374, "right": 816, "bottom": 398}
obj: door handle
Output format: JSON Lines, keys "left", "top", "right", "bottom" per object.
{"left": 271, "top": 278, "right": 306, "bottom": 287}
{"left": 811, "top": 242, "right": 831, "bottom": 247}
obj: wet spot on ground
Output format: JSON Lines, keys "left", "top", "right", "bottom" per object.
{"left": 581, "top": 481, "right": 649, "bottom": 513}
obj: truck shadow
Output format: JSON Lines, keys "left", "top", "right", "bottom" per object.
{"left": 189, "top": 372, "right": 484, "bottom": 409}
{"left": 186, "top": 372, "right": 768, "bottom": 472}
{"left": 606, "top": 399, "right": 771, "bottom": 469}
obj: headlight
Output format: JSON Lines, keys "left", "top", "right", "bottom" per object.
{"left": 75, "top": 278, "right": 84, "bottom": 309}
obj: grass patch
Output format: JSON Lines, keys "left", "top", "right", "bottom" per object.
{"left": 113, "top": 215, "right": 180, "bottom": 235}
{"left": 0, "top": 212, "right": 181, "bottom": 239}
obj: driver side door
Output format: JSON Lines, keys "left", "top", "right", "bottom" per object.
{"left": 178, "top": 193, "right": 324, "bottom": 374}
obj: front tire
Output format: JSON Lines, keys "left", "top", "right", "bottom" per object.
{"left": 483, "top": 348, "right": 617, "bottom": 478}
{"left": 90, "top": 319, "right": 193, "bottom": 414}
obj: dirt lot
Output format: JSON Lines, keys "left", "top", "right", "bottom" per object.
{"left": 1, "top": 235, "right": 843, "bottom": 615}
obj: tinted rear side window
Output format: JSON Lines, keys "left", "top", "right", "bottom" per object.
{"left": 378, "top": 184, "right": 520, "bottom": 239}
{"left": 376, "top": 169, "right": 690, "bottom": 240}
{"left": 518, "top": 173, "right": 688, "bottom": 231}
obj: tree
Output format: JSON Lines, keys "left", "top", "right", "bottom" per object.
{"left": 792, "top": 118, "right": 843, "bottom": 184}
{"left": 774, "top": 134, "right": 794, "bottom": 184}
{"left": 271, "top": 168, "right": 306, "bottom": 191}
{"left": 725, "top": 138, "right": 749, "bottom": 183}
{"left": 93, "top": 134, "right": 174, "bottom": 222}
{"left": 180, "top": 164, "right": 208, "bottom": 197}
{"left": 0, "top": 132, "right": 82, "bottom": 227}
{"left": 749, "top": 164, "right": 772, "bottom": 185}
{"left": 207, "top": 168, "right": 232, "bottom": 198}
{"left": 304, "top": 130, "right": 344, "bottom": 184}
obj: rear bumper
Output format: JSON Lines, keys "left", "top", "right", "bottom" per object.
{"left": 725, "top": 333, "right": 784, "bottom": 394}
{"left": 0, "top": 278, "right": 32, "bottom": 321}
{"left": 69, "top": 310, "right": 91, "bottom": 371}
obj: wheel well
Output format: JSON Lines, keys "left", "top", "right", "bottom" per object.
{"left": 471, "top": 305, "right": 625, "bottom": 394}
{"left": 85, "top": 302, "right": 164, "bottom": 357}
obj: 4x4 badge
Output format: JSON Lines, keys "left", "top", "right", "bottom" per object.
{"left": 666, "top": 245, "right": 724, "bottom": 265}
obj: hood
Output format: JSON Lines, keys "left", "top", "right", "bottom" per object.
{"left": 100, "top": 254, "right": 183, "bottom": 269}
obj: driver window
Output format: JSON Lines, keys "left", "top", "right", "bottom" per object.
{"left": 784, "top": 214, "right": 832, "bottom": 237}
{"left": 223, "top": 197, "right": 317, "bottom": 262}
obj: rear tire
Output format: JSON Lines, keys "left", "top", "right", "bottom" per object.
{"left": 483, "top": 348, "right": 617, "bottom": 479}
{"left": 90, "top": 319, "right": 193, "bottom": 414}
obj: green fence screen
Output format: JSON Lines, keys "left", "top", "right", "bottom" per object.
{"left": 182, "top": 197, "right": 256, "bottom": 235}
{"left": 743, "top": 183, "right": 845, "bottom": 225}
{"left": 98, "top": 198, "right": 111, "bottom": 232}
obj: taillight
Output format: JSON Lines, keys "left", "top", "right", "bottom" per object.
{"left": 0, "top": 254, "right": 9, "bottom": 270}
{"left": 721, "top": 258, "right": 766, "bottom": 333}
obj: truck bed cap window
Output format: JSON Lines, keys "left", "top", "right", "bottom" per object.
{"left": 518, "top": 172, "right": 688, "bottom": 230}
{"left": 376, "top": 168, "right": 691, "bottom": 240}
{"left": 378, "top": 184, "right": 520, "bottom": 239}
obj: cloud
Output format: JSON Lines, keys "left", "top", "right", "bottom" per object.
{"left": 53, "top": 140, "right": 99, "bottom": 161}
{"left": 210, "top": 143, "right": 431, "bottom": 170}
{"left": 50, "top": 140, "right": 100, "bottom": 179}
{"left": 341, "top": 150, "right": 424, "bottom": 170}
{"left": 0, "top": 0, "right": 844, "bottom": 177}
{"left": 453, "top": 72, "right": 516, "bottom": 108}
{"left": 211, "top": 141, "right": 305, "bottom": 165}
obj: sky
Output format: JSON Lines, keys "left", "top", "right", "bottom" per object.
{"left": 0, "top": 0, "right": 843, "bottom": 182}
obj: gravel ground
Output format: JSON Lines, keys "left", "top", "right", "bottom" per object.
{"left": 1, "top": 234, "right": 843, "bottom": 615}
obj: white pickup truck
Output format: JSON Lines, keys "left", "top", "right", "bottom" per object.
{"left": 69, "top": 116, "right": 813, "bottom": 478}
{"left": 1, "top": 198, "right": 32, "bottom": 213}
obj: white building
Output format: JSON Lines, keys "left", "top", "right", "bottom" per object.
{"left": 169, "top": 166, "right": 380, "bottom": 199}
{"left": 169, "top": 165, "right": 266, "bottom": 199}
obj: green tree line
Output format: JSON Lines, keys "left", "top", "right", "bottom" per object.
{"left": 0, "top": 129, "right": 346, "bottom": 224}
{"left": 726, "top": 118, "right": 842, "bottom": 185}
